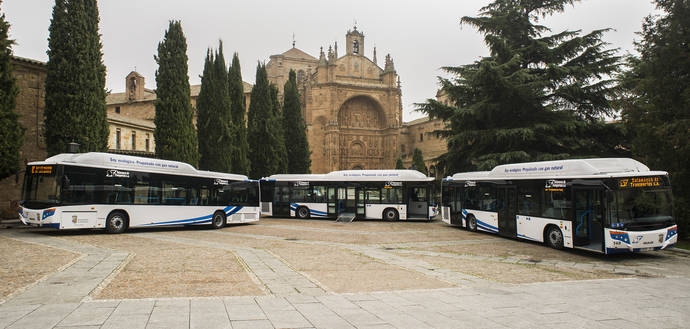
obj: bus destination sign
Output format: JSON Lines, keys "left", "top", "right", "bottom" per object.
{"left": 30, "top": 165, "right": 53, "bottom": 174}
{"left": 619, "top": 176, "right": 662, "bottom": 189}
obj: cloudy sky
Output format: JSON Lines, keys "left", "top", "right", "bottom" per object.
{"left": 5, "top": 0, "right": 658, "bottom": 122}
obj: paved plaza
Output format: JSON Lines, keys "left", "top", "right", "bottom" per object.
{"left": 1, "top": 219, "right": 689, "bottom": 329}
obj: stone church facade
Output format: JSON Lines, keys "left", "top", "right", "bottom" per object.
{"left": 267, "top": 27, "right": 405, "bottom": 173}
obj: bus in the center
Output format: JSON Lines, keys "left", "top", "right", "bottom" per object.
{"left": 260, "top": 170, "right": 437, "bottom": 221}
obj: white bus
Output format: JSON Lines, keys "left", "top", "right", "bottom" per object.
{"left": 440, "top": 158, "right": 677, "bottom": 254}
{"left": 260, "top": 170, "right": 438, "bottom": 221}
{"left": 19, "top": 153, "right": 260, "bottom": 233}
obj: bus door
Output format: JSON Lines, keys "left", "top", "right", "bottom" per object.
{"left": 339, "top": 186, "right": 357, "bottom": 214}
{"left": 327, "top": 187, "right": 337, "bottom": 217}
{"left": 273, "top": 184, "right": 291, "bottom": 217}
{"left": 497, "top": 186, "right": 517, "bottom": 237}
{"left": 573, "top": 187, "right": 604, "bottom": 250}
{"left": 407, "top": 185, "right": 429, "bottom": 219}
{"left": 356, "top": 187, "right": 365, "bottom": 217}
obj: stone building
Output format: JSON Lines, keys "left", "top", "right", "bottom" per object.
{"left": 267, "top": 27, "right": 405, "bottom": 173}
{"left": 104, "top": 71, "right": 253, "bottom": 155}
{"left": 266, "top": 27, "right": 450, "bottom": 175}
{"left": 0, "top": 57, "right": 48, "bottom": 218}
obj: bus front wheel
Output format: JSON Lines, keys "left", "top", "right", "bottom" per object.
{"left": 211, "top": 211, "right": 226, "bottom": 229}
{"left": 296, "top": 207, "right": 310, "bottom": 219}
{"left": 383, "top": 208, "right": 398, "bottom": 221}
{"left": 545, "top": 226, "right": 564, "bottom": 250}
{"left": 106, "top": 211, "right": 128, "bottom": 234}
{"left": 466, "top": 215, "right": 478, "bottom": 232}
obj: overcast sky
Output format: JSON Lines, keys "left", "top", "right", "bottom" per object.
{"left": 4, "top": 0, "right": 658, "bottom": 122}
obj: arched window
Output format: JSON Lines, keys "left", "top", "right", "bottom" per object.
{"left": 353, "top": 40, "right": 359, "bottom": 54}
{"left": 297, "top": 70, "right": 305, "bottom": 85}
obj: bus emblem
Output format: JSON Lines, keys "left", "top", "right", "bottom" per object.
{"left": 106, "top": 170, "right": 130, "bottom": 178}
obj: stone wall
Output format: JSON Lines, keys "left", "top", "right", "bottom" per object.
{"left": 0, "top": 57, "right": 48, "bottom": 218}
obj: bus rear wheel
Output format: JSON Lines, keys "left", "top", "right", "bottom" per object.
{"left": 383, "top": 208, "right": 399, "bottom": 221}
{"left": 466, "top": 215, "right": 478, "bottom": 232}
{"left": 211, "top": 211, "right": 226, "bottom": 229}
{"left": 106, "top": 211, "right": 127, "bottom": 234}
{"left": 296, "top": 206, "right": 310, "bottom": 219}
{"left": 545, "top": 226, "right": 564, "bottom": 249}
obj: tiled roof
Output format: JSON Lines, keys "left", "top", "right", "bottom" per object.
{"left": 107, "top": 82, "right": 253, "bottom": 105}
{"left": 403, "top": 117, "right": 431, "bottom": 126}
{"left": 11, "top": 56, "right": 46, "bottom": 66}
{"left": 107, "top": 112, "right": 155, "bottom": 129}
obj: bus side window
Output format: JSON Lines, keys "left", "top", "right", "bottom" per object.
{"left": 366, "top": 188, "right": 381, "bottom": 204}
{"left": 200, "top": 187, "right": 209, "bottom": 206}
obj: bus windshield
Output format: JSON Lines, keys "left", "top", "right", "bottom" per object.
{"left": 22, "top": 166, "right": 60, "bottom": 209}
{"left": 613, "top": 188, "right": 673, "bottom": 228}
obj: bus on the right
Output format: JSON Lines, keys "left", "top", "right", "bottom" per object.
{"left": 440, "top": 158, "right": 677, "bottom": 254}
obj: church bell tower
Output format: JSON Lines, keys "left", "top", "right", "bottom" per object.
{"left": 345, "top": 26, "right": 364, "bottom": 56}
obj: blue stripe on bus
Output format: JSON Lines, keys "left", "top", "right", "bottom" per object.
{"left": 517, "top": 233, "right": 539, "bottom": 241}
{"left": 143, "top": 206, "right": 243, "bottom": 226}
{"left": 290, "top": 203, "right": 328, "bottom": 215}
{"left": 476, "top": 219, "right": 498, "bottom": 232}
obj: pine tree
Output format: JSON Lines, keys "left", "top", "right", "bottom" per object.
{"left": 418, "top": 0, "right": 621, "bottom": 173}
{"left": 228, "top": 52, "right": 250, "bottom": 175}
{"left": 395, "top": 158, "right": 404, "bottom": 170}
{"left": 44, "top": 0, "right": 107, "bottom": 155}
{"left": 282, "top": 70, "right": 311, "bottom": 173}
{"left": 412, "top": 148, "right": 427, "bottom": 174}
{"left": 197, "top": 42, "right": 233, "bottom": 172}
{"left": 0, "top": 3, "right": 24, "bottom": 180}
{"left": 621, "top": 0, "right": 690, "bottom": 237}
{"left": 154, "top": 20, "right": 198, "bottom": 167}
{"left": 247, "top": 63, "right": 286, "bottom": 178}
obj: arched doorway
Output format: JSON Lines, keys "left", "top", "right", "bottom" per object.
{"left": 337, "top": 96, "right": 387, "bottom": 169}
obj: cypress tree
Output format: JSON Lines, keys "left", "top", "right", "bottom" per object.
{"left": 395, "top": 158, "right": 404, "bottom": 170}
{"left": 247, "top": 63, "right": 286, "bottom": 178}
{"left": 197, "top": 42, "right": 233, "bottom": 172}
{"left": 45, "top": 0, "right": 107, "bottom": 155}
{"left": 228, "top": 52, "right": 250, "bottom": 175}
{"left": 270, "top": 84, "right": 288, "bottom": 174}
{"left": 621, "top": 0, "right": 690, "bottom": 237}
{"left": 154, "top": 20, "right": 198, "bottom": 167}
{"left": 412, "top": 148, "right": 427, "bottom": 174}
{"left": 282, "top": 70, "right": 311, "bottom": 173}
{"left": 0, "top": 2, "right": 24, "bottom": 180}
{"left": 418, "top": 0, "right": 621, "bottom": 172}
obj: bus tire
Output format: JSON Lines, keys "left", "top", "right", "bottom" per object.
{"left": 296, "top": 206, "right": 310, "bottom": 219}
{"left": 466, "top": 215, "right": 478, "bottom": 232}
{"left": 545, "top": 225, "right": 564, "bottom": 250}
{"left": 211, "top": 211, "right": 226, "bottom": 229}
{"left": 106, "top": 211, "right": 128, "bottom": 234}
{"left": 383, "top": 208, "right": 399, "bottom": 221}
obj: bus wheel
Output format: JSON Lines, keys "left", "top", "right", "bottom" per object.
{"left": 545, "top": 226, "right": 564, "bottom": 250}
{"left": 211, "top": 211, "right": 226, "bottom": 229}
{"left": 383, "top": 208, "right": 399, "bottom": 221}
{"left": 466, "top": 215, "right": 478, "bottom": 232}
{"left": 106, "top": 211, "right": 127, "bottom": 234}
{"left": 297, "top": 207, "right": 310, "bottom": 219}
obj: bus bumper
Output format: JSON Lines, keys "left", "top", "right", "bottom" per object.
{"left": 18, "top": 207, "right": 60, "bottom": 228}
{"left": 605, "top": 225, "right": 678, "bottom": 254}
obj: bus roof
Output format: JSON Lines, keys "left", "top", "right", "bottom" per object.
{"left": 445, "top": 158, "right": 668, "bottom": 181}
{"left": 265, "top": 169, "right": 433, "bottom": 182}
{"left": 29, "top": 152, "right": 249, "bottom": 181}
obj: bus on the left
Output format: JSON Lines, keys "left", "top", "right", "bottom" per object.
{"left": 19, "top": 152, "right": 260, "bottom": 233}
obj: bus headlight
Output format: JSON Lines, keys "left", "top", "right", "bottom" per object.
{"left": 659, "top": 234, "right": 664, "bottom": 243}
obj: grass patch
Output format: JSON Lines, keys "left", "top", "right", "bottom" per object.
{"left": 674, "top": 239, "right": 690, "bottom": 250}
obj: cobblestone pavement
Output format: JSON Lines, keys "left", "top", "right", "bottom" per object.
{"left": 1, "top": 219, "right": 689, "bottom": 329}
